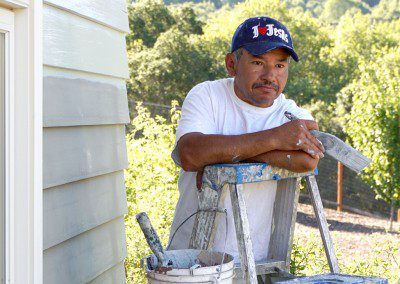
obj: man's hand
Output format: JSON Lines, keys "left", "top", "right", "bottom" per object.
{"left": 270, "top": 120, "right": 325, "bottom": 159}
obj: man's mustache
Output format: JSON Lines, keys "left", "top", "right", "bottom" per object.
{"left": 253, "top": 81, "right": 279, "bottom": 91}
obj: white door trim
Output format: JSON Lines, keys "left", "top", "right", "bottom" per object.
{"left": 0, "top": 7, "right": 15, "bottom": 283}
{"left": 0, "top": 3, "right": 43, "bottom": 283}
{"left": 32, "top": 1, "right": 43, "bottom": 283}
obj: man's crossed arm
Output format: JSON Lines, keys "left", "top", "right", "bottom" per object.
{"left": 177, "top": 119, "right": 325, "bottom": 174}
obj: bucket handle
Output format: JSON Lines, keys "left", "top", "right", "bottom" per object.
{"left": 166, "top": 207, "right": 229, "bottom": 281}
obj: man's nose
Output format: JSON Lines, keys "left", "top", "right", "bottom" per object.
{"left": 259, "top": 65, "right": 276, "bottom": 81}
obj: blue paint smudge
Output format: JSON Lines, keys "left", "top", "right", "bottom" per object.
{"left": 272, "top": 174, "right": 281, "bottom": 180}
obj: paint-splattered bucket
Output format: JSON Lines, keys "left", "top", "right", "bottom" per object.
{"left": 142, "top": 249, "right": 235, "bottom": 283}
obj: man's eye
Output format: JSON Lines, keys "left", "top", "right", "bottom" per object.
{"left": 252, "top": 61, "right": 263, "bottom": 65}
{"left": 276, "top": 64, "right": 285, "bottom": 68}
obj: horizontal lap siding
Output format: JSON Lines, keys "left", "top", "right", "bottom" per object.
{"left": 89, "top": 261, "right": 126, "bottom": 284}
{"left": 44, "top": 66, "right": 130, "bottom": 127}
{"left": 43, "top": 125, "right": 128, "bottom": 189}
{"left": 43, "top": 0, "right": 129, "bottom": 282}
{"left": 43, "top": 4, "right": 129, "bottom": 78}
{"left": 43, "top": 171, "right": 127, "bottom": 250}
{"left": 43, "top": 217, "right": 127, "bottom": 284}
{"left": 44, "top": 0, "right": 129, "bottom": 33}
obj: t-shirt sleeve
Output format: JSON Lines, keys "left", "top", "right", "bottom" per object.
{"left": 171, "top": 83, "right": 218, "bottom": 167}
{"left": 284, "top": 99, "right": 314, "bottom": 121}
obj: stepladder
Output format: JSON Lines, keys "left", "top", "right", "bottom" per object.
{"left": 189, "top": 163, "right": 340, "bottom": 283}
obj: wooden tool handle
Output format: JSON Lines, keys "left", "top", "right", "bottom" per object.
{"left": 136, "top": 212, "right": 166, "bottom": 266}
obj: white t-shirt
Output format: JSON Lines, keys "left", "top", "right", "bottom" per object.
{"left": 169, "top": 78, "right": 312, "bottom": 262}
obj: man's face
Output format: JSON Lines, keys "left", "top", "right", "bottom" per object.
{"left": 225, "top": 48, "right": 290, "bottom": 108}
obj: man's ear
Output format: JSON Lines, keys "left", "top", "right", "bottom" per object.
{"left": 225, "top": 53, "right": 236, "bottom": 77}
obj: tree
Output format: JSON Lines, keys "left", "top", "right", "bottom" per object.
{"left": 319, "top": 0, "right": 371, "bottom": 24}
{"left": 303, "top": 100, "right": 344, "bottom": 139}
{"left": 372, "top": 0, "right": 400, "bottom": 20}
{"left": 126, "top": 0, "right": 220, "bottom": 110}
{"left": 170, "top": 4, "right": 204, "bottom": 35}
{"left": 331, "top": 14, "right": 400, "bottom": 120}
{"left": 343, "top": 48, "right": 400, "bottom": 229}
{"left": 126, "top": 0, "right": 176, "bottom": 50}
{"left": 127, "top": 28, "right": 223, "bottom": 106}
{"left": 164, "top": 0, "right": 223, "bottom": 8}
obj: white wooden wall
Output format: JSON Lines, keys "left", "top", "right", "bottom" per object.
{"left": 42, "top": 1, "right": 130, "bottom": 282}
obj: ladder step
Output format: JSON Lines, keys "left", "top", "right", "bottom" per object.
{"left": 234, "top": 260, "right": 286, "bottom": 279}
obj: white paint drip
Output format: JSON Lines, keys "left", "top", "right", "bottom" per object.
{"left": 296, "top": 139, "right": 302, "bottom": 146}
{"left": 232, "top": 154, "right": 241, "bottom": 163}
{"left": 307, "top": 149, "right": 316, "bottom": 155}
{"left": 317, "top": 139, "right": 326, "bottom": 152}
{"left": 231, "top": 145, "right": 241, "bottom": 163}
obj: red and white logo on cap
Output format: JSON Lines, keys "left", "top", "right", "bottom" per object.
{"left": 252, "top": 24, "right": 289, "bottom": 43}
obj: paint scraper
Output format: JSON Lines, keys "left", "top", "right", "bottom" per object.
{"left": 284, "top": 111, "right": 371, "bottom": 173}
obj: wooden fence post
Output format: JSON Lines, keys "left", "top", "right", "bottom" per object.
{"left": 337, "top": 162, "right": 343, "bottom": 212}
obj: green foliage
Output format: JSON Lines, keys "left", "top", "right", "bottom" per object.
{"left": 320, "top": 0, "right": 371, "bottom": 24}
{"left": 170, "top": 4, "right": 204, "bottom": 35}
{"left": 185, "top": 1, "right": 221, "bottom": 22}
{"left": 283, "top": 0, "right": 325, "bottom": 18}
{"left": 290, "top": 232, "right": 329, "bottom": 275}
{"left": 291, "top": 232, "right": 400, "bottom": 282}
{"left": 371, "top": 0, "right": 400, "bottom": 20}
{"left": 127, "top": 28, "right": 222, "bottom": 106}
{"left": 323, "top": 13, "right": 400, "bottom": 93}
{"left": 126, "top": 0, "right": 204, "bottom": 51}
{"left": 127, "top": 0, "right": 176, "bottom": 49}
{"left": 303, "top": 100, "right": 344, "bottom": 138}
{"left": 126, "top": 0, "right": 222, "bottom": 108}
{"left": 344, "top": 235, "right": 400, "bottom": 280}
{"left": 124, "top": 103, "right": 180, "bottom": 283}
{"left": 343, "top": 49, "right": 400, "bottom": 208}
{"left": 165, "top": 0, "right": 223, "bottom": 9}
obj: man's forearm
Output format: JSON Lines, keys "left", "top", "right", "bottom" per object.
{"left": 245, "top": 150, "right": 319, "bottom": 173}
{"left": 178, "top": 131, "right": 278, "bottom": 171}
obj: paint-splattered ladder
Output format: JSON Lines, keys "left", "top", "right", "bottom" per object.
{"left": 189, "top": 163, "right": 340, "bottom": 283}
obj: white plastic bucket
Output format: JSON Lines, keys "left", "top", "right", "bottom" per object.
{"left": 143, "top": 249, "right": 235, "bottom": 284}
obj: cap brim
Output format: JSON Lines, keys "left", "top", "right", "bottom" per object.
{"left": 243, "top": 41, "right": 299, "bottom": 62}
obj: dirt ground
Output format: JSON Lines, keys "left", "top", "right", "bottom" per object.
{"left": 295, "top": 202, "right": 400, "bottom": 264}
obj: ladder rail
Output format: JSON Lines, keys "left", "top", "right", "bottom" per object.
{"left": 306, "top": 175, "right": 340, "bottom": 273}
{"left": 229, "top": 184, "right": 257, "bottom": 284}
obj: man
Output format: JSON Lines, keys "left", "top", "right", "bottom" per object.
{"left": 168, "top": 16, "right": 324, "bottom": 262}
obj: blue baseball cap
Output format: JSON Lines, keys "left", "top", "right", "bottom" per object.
{"left": 231, "top": 16, "right": 299, "bottom": 62}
